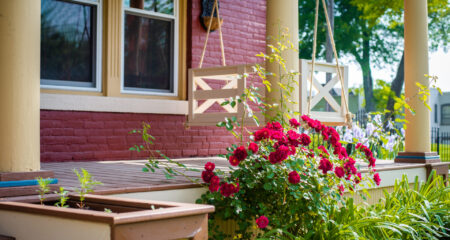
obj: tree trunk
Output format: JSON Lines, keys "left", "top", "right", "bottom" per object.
{"left": 360, "top": 34, "right": 376, "bottom": 112}
{"left": 361, "top": 63, "right": 376, "bottom": 112}
{"left": 385, "top": 52, "right": 405, "bottom": 119}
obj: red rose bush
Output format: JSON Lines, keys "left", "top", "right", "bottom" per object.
{"left": 198, "top": 116, "right": 379, "bottom": 239}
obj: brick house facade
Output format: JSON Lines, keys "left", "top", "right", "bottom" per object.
{"left": 40, "top": 0, "right": 266, "bottom": 162}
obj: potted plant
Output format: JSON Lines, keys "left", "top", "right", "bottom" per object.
{"left": 0, "top": 169, "right": 214, "bottom": 240}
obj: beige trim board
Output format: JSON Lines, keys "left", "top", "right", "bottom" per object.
{"left": 41, "top": 93, "right": 188, "bottom": 115}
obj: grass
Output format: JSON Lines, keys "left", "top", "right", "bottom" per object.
{"left": 431, "top": 143, "right": 450, "bottom": 162}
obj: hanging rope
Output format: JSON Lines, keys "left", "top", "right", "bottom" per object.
{"left": 198, "top": 0, "right": 226, "bottom": 68}
{"left": 307, "top": 0, "right": 320, "bottom": 117}
{"left": 307, "top": 0, "right": 353, "bottom": 127}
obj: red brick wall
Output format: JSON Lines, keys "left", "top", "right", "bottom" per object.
{"left": 40, "top": 111, "right": 239, "bottom": 162}
{"left": 189, "top": 0, "right": 266, "bottom": 68}
{"left": 40, "top": 0, "right": 266, "bottom": 162}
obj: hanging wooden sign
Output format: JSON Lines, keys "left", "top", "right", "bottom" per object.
{"left": 299, "top": 59, "right": 350, "bottom": 126}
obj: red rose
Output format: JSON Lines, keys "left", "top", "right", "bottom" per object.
{"left": 233, "top": 146, "right": 248, "bottom": 161}
{"left": 288, "top": 171, "right": 301, "bottom": 184}
{"left": 289, "top": 118, "right": 301, "bottom": 128}
{"left": 254, "top": 128, "right": 270, "bottom": 141}
{"left": 321, "top": 126, "right": 330, "bottom": 141}
{"left": 354, "top": 172, "right": 362, "bottom": 184}
{"left": 368, "top": 157, "right": 376, "bottom": 168}
{"left": 268, "top": 145, "right": 290, "bottom": 164}
{"left": 338, "top": 184, "right": 345, "bottom": 195}
{"left": 334, "top": 166, "right": 345, "bottom": 178}
{"left": 340, "top": 147, "right": 348, "bottom": 158}
{"left": 270, "top": 130, "right": 284, "bottom": 141}
{"left": 209, "top": 175, "right": 220, "bottom": 192}
{"left": 229, "top": 155, "right": 240, "bottom": 166}
{"left": 248, "top": 142, "right": 259, "bottom": 154}
{"left": 204, "top": 162, "right": 215, "bottom": 171}
{"left": 373, "top": 173, "right": 381, "bottom": 186}
{"left": 300, "top": 133, "right": 311, "bottom": 146}
{"left": 201, "top": 170, "right": 215, "bottom": 183}
{"left": 256, "top": 215, "right": 269, "bottom": 229}
{"left": 301, "top": 115, "right": 311, "bottom": 122}
{"left": 220, "top": 182, "right": 238, "bottom": 197}
{"left": 344, "top": 158, "right": 357, "bottom": 175}
{"left": 287, "top": 130, "right": 301, "bottom": 146}
{"left": 267, "top": 121, "right": 283, "bottom": 132}
{"left": 318, "top": 158, "right": 333, "bottom": 174}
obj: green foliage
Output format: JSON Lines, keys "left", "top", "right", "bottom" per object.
{"left": 130, "top": 122, "right": 200, "bottom": 181}
{"left": 350, "top": 0, "right": 449, "bottom": 51}
{"left": 256, "top": 28, "right": 300, "bottom": 123}
{"left": 36, "top": 177, "right": 52, "bottom": 205}
{"left": 197, "top": 32, "right": 376, "bottom": 239}
{"left": 373, "top": 79, "right": 396, "bottom": 111}
{"left": 54, "top": 186, "right": 69, "bottom": 208}
{"left": 258, "top": 172, "right": 449, "bottom": 239}
{"left": 73, "top": 168, "right": 102, "bottom": 209}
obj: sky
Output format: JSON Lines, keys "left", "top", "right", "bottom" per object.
{"left": 345, "top": 48, "right": 450, "bottom": 92}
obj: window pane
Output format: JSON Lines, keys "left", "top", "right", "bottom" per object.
{"left": 124, "top": 0, "right": 174, "bottom": 15}
{"left": 442, "top": 105, "right": 450, "bottom": 125}
{"left": 41, "top": 0, "right": 96, "bottom": 86}
{"left": 124, "top": 14, "right": 173, "bottom": 92}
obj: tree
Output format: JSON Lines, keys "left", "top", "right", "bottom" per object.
{"left": 351, "top": 0, "right": 449, "bottom": 118}
{"left": 298, "top": 0, "right": 449, "bottom": 113}
{"left": 299, "top": 0, "right": 402, "bottom": 112}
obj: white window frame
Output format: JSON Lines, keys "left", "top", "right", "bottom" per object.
{"left": 40, "top": 0, "right": 103, "bottom": 92}
{"left": 121, "top": 0, "right": 179, "bottom": 97}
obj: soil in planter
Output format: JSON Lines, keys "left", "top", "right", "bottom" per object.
{"left": 37, "top": 197, "right": 164, "bottom": 213}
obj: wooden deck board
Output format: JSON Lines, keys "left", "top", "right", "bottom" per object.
{"left": 41, "top": 157, "right": 228, "bottom": 193}
{"left": 0, "top": 157, "right": 426, "bottom": 202}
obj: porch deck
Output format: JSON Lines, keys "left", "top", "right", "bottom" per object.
{"left": 41, "top": 158, "right": 424, "bottom": 193}
{"left": 2, "top": 158, "right": 431, "bottom": 202}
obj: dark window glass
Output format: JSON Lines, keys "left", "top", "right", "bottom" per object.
{"left": 41, "top": 0, "right": 97, "bottom": 87}
{"left": 124, "top": 0, "right": 174, "bottom": 15}
{"left": 124, "top": 14, "right": 173, "bottom": 92}
{"left": 442, "top": 105, "right": 450, "bottom": 125}
{"left": 435, "top": 104, "right": 438, "bottom": 123}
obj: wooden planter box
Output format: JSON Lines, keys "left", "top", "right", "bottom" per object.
{"left": 0, "top": 194, "right": 214, "bottom": 240}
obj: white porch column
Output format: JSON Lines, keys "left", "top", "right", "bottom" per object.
{"left": 404, "top": 0, "right": 431, "bottom": 153}
{"left": 0, "top": 0, "right": 41, "bottom": 172}
{"left": 395, "top": 0, "right": 440, "bottom": 164}
{"left": 266, "top": 0, "right": 300, "bottom": 118}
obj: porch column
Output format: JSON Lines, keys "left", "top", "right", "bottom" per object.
{"left": 0, "top": 0, "right": 41, "bottom": 172}
{"left": 266, "top": 0, "right": 300, "bottom": 118}
{"left": 395, "top": 0, "right": 438, "bottom": 164}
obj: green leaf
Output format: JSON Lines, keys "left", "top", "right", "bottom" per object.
{"left": 163, "top": 171, "right": 175, "bottom": 180}
{"left": 263, "top": 182, "right": 272, "bottom": 190}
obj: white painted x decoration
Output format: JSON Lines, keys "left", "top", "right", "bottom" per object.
{"left": 309, "top": 73, "right": 341, "bottom": 112}
{"left": 194, "top": 78, "right": 237, "bottom": 114}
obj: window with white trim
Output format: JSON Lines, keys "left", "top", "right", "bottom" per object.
{"left": 122, "top": 0, "right": 177, "bottom": 95}
{"left": 442, "top": 104, "right": 450, "bottom": 125}
{"left": 40, "top": 0, "right": 102, "bottom": 91}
